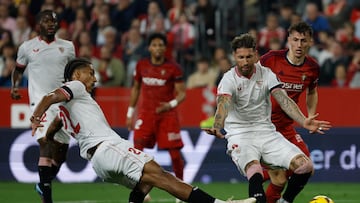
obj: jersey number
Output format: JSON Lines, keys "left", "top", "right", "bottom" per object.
{"left": 128, "top": 147, "right": 141, "bottom": 155}
{"left": 59, "top": 105, "right": 80, "bottom": 137}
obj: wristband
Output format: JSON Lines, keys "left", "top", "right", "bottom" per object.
{"left": 127, "top": 107, "right": 135, "bottom": 118}
{"left": 169, "top": 99, "right": 178, "bottom": 108}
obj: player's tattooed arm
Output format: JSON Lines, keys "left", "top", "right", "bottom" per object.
{"left": 213, "top": 95, "right": 231, "bottom": 129}
{"left": 271, "top": 88, "right": 306, "bottom": 126}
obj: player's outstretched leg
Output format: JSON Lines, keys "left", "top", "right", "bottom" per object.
{"left": 139, "top": 160, "right": 256, "bottom": 203}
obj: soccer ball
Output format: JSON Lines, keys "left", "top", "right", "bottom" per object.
{"left": 309, "top": 195, "right": 334, "bottom": 203}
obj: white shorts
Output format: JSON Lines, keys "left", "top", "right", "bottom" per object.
{"left": 31, "top": 105, "right": 70, "bottom": 144}
{"left": 90, "top": 140, "right": 153, "bottom": 189}
{"left": 227, "top": 130, "right": 304, "bottom": 175}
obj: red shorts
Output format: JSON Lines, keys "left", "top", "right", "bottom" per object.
{"left": 133, "top": 113, "right": 183, "bottom": 150}
{"left": 277, "top": 125, "right": 310, "bottom": 157}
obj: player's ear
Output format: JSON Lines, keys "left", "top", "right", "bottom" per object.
{"left": 72, "top": 69, "right": 81, "bottom": 80}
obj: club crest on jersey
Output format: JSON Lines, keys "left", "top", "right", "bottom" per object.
{"left": 256, "top": 80, "right": 263, "bottom": 87}
{"left": 58, "top": 47, "right": 64, "bottom": 53}
{"left": 161, "top": 69, "right": 166, "bottom": 75}
{"left": 301, "top": 74, "right": 307, "bottom": 81}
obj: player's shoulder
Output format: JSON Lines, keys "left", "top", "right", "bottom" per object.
{"left": 55, "top": 38, "right": 74, "bottom": 47}
{"left": 261, "top": 49, "right": 286, "bottom": 59}
{"left": 18, "top": 37, "right": 39, "bottom": 48}
{"left": 304, "top": 55, "right": 320, "bottom": 69}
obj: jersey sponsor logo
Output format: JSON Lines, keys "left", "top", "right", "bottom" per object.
{"left": 281, "top": 82, "right": 304, "bottom": 92}
{"left": 142, "top": 77, "right": 166, "bottom": 86}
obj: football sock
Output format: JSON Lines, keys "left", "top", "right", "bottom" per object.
{"left": 128, "top": 188, "right": 145, "bottom": 203}
{"left": 187, "top": 187, "right": 215, "bottom": 203}
{"left": 262, "top": 169, "right": 270, "bottom": 182}
{"left": 38, "top": 166, "right": 53, "bottom": 203}
{"left": 51, "top": 164, "right": 60, "bottom": 180}
{"left": 248, "top": 173, "right": 266, "bottom": 203}
{"left": 266, "top": 183, "right": 284, "bottom": 203}
{"left": 169, "top": 149, "right": 184, "bottom": 180}
{"left": 282, "top": 172, "right": 312, "bottom": 202}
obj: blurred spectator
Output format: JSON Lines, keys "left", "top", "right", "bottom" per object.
{"left": 96, "top": 46, "right": 126, "bottom": 87}
{"left": 187, "top": 56, "right": 217, "bottom": 89}
{"left": 101, "top": 26, "right": 122, "bottom": 59}
{"left": 168, "top": 12, "right": 195, "bottom": 77}
{"left": 16, "top": 1, "right": 35, "bottom": 28}
{"left": 290, "top": 12, "right": 302, "bottom": 26}
{"left": 269, "top": 37, "right": 283, "bottom": 50}
{"left": 122, "top": 26, "right": 147, "bottom": 87}
{"left": 278, "top": 3, "right": 295, "bottom": 30}
{"left": 55, "top": 27, "right": 70, "bottom": 40}
{"left": 12, "top": 16, "right": 31, "bottom": 47}
{"left": 347, "top": 46, "right": 360, "bottom": 88}
{"left": 90, "top": 12, "right": 112, "bottom": 46}
{"left": 319, "top": 40, "right": 349, "bottom": 86}
{"left": 194, "top": 0, "right": 216, "bottom": 57}
{"left": 111, "top": 0, "right": 138, "bottom": 34}
{"left": 335, "top": 21, "right": 360, "bottom": 52}
{"left": 0, "top": 3, "right": 17, "bottom": 33}
{"left": 77, "top": 44, "right": 100, "bottom": 86}
{"left": 331, "top": 63, "right": 349, "bottom": 87}
{"left": 309, "top": 30, "right": 334, "bottom": 66}
{"left": 140, "top": 0, "right": 171, "bottom": 36}
{"left": 304, "top": 2, "right": 332, "bottom": 43}
{"left": 0, "top": 43, "right": 25, "bottom": 87}
{"left": 324, "top": 0, "right": 351, "bottom": 30}
{"left": 74, "top": 30, "right": 99, "bottom": 57}
{"left": 258, "top": 12, "right": 286, "bottom": 55}
{"left": 0, "top": 29, "right": 15, "bottom": 51}
{"left": 215, "top": 56, "right": 232, "bottom": 86}
{"left": 167, "top": 0, "right": 184, "bottom": 24}
{"left": 58, "top": 0, "right": 80, "bottom": 27}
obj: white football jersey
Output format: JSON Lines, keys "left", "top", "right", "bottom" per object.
{"left": 16, "top": 37, "right": 75, "bottom": 107}
{"left": 217, "top": 62, "right": 282, "bottom": 138}
{"left": 59, "top": 81, "right": 122, "bottom": 160}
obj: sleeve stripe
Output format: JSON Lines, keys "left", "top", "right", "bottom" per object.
{"left": 270, "top": 84, "right": 283, "bottom": 92}
{"left": 217, "top": 93, "right": 232, "bottom": 97}
{"left": 16, "top": 62, "right": 26, "bottom": 68}
{"left": 60, "top": 86, "right": 73, "bottom": 101}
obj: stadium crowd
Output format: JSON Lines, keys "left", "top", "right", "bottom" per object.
{"left": 0, "top": 0, "right": 360, "bottom": 88}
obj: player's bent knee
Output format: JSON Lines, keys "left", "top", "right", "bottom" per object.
{"left": 245, "top": 162, "right": 263, "bottom": 179}
{"left": 269, "top": 170, "right": 287, "bottom": 186}
{"left": 292, "top": 155, "right": 314, "bottom": 174}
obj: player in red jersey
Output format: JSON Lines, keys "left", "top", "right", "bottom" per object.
{"left": 126, "top": 33, "right": 186, "bottom": 200}
{"left": 260, "top": 22, "right": 319, "bottom": 203}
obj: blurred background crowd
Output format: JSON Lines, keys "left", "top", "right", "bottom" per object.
{"left": 1, "top": 0, "right": 360, "bottom": 88}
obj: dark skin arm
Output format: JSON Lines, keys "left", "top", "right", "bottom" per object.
{"left": 156, "top": 81, "right": 186, "bottom": 113}
{"left": 31, "top": 89, "right": 68, "bottom": 136}
{"left": 10, "top": 66, "right": 25, "bottom": 100}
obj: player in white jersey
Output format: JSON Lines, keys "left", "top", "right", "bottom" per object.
{"left": 30, "top": 58, "right": 256, "bottom": 203}
{"left": 10, "top": 10, "right": 75, "bottom": 203}
{"left": 203, "top": 34, "right": 331, "bottom": 203}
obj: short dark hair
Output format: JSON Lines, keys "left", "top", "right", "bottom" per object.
{"left": 231, "top": 33, "right": 257, "bottom": 52}
{"left": 147, "top": 32, "right": 167, "bottom": 46}
{"left": 36, "top": 10, "right": 58, "bottom": 23}
{"left": 288, "top": 21, "right": 313, "bottom": 37}
{"left": 64, "top": 58, "right": 92, "bottom": 82}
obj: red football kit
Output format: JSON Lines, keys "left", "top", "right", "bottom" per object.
{"left": 133, "top": 58, "right": 184, "bottom": 149}
{"left": 260, "top": 49, "right": 320, "bottom": 156}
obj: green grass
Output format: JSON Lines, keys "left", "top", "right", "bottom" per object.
{"left": 0, "top": 182, "right": 359, "bottom": 203}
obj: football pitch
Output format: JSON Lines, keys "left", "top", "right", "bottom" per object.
{"left": 1, "top": 182, "right": 359, "bottom": 203}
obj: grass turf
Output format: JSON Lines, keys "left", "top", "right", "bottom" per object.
{"left": 0, "top": 182, "right": 359, "bottom": 203}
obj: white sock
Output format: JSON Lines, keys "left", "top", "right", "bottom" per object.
{"left": 214, "top": 199, "right": 225, "bottom": 203}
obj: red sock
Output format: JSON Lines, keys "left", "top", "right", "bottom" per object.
{"left": 169, "top": 149, "right": 184, "bottom": 180}
{"left": 263, "top": 169, "right": 270, "bottom": 182}
{"left": 266, "top": 183, "right": 284, "bottom": 203}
